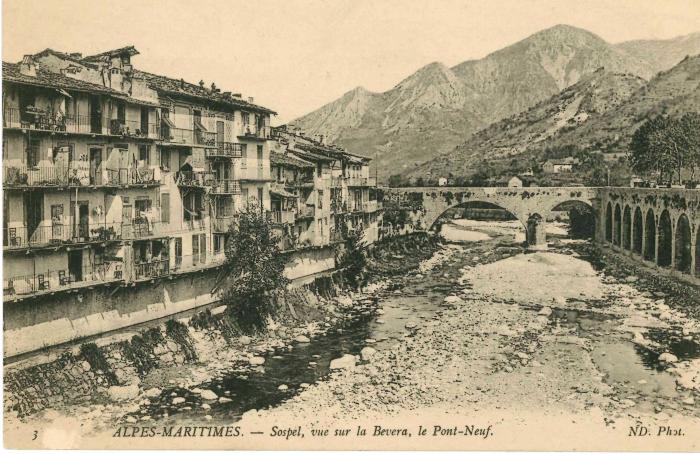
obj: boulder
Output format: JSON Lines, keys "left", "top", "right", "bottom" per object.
{"left": 172, "top": 397, "right": 186, "bottom": 405}
{"left": 295, "top": 335, "right": 310, "bottom": 343}
{"left": 659, "top": 352, "right": 678, "bottom": 363}
{"left": 200, "top": 390, "right": 218, "bottom": 400}
{"left": 330, "top": 354, "right": 357, "bottom": 370}
{"left": 278, "top": 384, "right": 289, "bottom": 391}
{"left": 538, "top": 306, "right": 553, "bottom": 316}
{"left": 249, "top": 356, "right": 265, "bottom": 366}
{"left": 143, "top": 388, "right": 162, "bottom": 398}
{"left": 405, "top": 321, "right": 418, "bottom": 330}
{"left": 107, "top": 384, "right": 139, "bottom": 401}
{"left": 361, "top": 347, "right": 377, "bottom": 361}
{"left": 201, "top": 403, "right": 211, "bottom": 410}
{"left": 218, "top": 397, "right": 233, "bottom": 403}
{"left": 239, "top": 336, "right": 252, "bottom": 346}
{"left": 443, "top": 295, "right": 463, "bottom": 305}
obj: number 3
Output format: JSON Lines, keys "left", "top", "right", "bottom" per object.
{"left": 32, "top": 431, "right": 38, "bottom": 441}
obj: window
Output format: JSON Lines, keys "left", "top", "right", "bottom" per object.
{"left": 241, "top": 144, "right": 248, "bottom": 168}
{"left": 318, "top": 190, "right": 323, "bottom": 209}
{"left": 192, "top": 234, "right": 199, "bottom": 262}
{"left": 214, "top": 234, "right": 225, "bottom": 254}
{"left": 174, "top": 237, "right": 182, "bottom": 267}
{"left": 159, "top": 148, "right": 168, "bottom": 170}
{"left": 138, "top": 144, "right": 149, "bottom": 165}
{"left": 160, "top": 193, "right": 170, "bottom": 223}
{"left": 257, "top": 187, "right": 264, "bottom": 209}
{"left": 242, "top": 112, "right": 250, "bottom": 125}
{"left": 257, "top": 145, "right": 263, "bottom": 162}
{"left": 26, "top": 138, "right": 40, "bottom": 167}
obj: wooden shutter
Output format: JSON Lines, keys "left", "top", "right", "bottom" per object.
{"left": 160, "top": 193, "right": 170, "bottom": 224}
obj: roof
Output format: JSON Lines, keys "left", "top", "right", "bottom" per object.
{"left": 82, "top": 46, "right": 139, "bottom": 63}
{"left": 134, "top": 69, "right": 276, "bottom": 115}
{"left": 290, "top": 148, "right": 336, "bottom": 163}
{"left": 2, "top": 61, "right": 120, "bottom": 95}
{"left": 270, "top": 183, "right": 298, "bottom": 199}
{"left": 270, "top": 151, "right": 314, "bottom": 169}
{"left": 32, "top": 48, "right": 98, "bottom": 68}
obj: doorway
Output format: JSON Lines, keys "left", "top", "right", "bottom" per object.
{"left": 90, "top": 95, "right": 102, "bottom": 133}
{"left": 89, "top": 148, "right": 102, "bottom": 185}
{"left": 68, "top": 250, "right": 83, "bottom": 282}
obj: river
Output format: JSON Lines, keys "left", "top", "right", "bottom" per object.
{"left": 120, "top": 218, "right": 700, "bottom": 427}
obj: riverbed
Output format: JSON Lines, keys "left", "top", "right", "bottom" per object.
{"left": 9, "top": 220, "right": 700, "bottom": 447}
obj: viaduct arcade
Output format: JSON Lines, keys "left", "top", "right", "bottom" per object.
{"left": 384, "top": 186, "right": 700, "bottom": 282}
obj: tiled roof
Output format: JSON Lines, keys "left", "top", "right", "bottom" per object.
{"left": 2, "top": 61, "right": 120, "bottom": 95}
{"left": 270, "top": 151, "right": 314, "bottom": 169}
{"left": 32, "top": 48, "right": 98, "bottom": 68}
{"left": 134, "top": 70, "right": 276, "bottom": 115}
{"left": 82, "top": 45, "right": 139, "bottom": 62}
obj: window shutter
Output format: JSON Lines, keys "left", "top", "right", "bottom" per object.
{"left": 161, "top": 193, "right": 170, "bottom": 223}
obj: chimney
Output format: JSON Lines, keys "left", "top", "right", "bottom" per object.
{"left": 223, "top": 91, "right": 231, "bottom": 98}
{"left": 20, "top": 55, "right": 36, "bottom": 77}
{"left": 248, "top": 97, "right": 254, "bottom": 103}
{"left": 232, "top": 93, "right": 242, "bottom": 99}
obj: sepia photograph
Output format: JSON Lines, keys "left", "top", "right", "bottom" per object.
{"left": 2, "top": 0, "right": 700, "bottom": 450}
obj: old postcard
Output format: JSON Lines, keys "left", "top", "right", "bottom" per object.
{"left": 3, "top": 0, "right": 700, "bottom": 450}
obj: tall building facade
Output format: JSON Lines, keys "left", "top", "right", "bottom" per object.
{"left": 3, "top": 47, "right": 273, "bottom": 304}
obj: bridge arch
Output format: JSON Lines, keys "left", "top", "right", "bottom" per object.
{"left": 632, "top": 206, "right": 643, "bottom": 254}
{"left": 658, "top": 210, "right": 673, "bottom": 268}
{"left": 675, "top": 214, "right": 692, "bottom": 273}
{"left": 622, "top": 205, "right": 632, "bottom": 250}
{"left": 644, "top": 208, "right": 656, "bottom": 262}
{"left": 613, "top": 203, "right": 622, "bottom": 246}
{"left": 605, "top": 202, "right": 613, "bottom": 242}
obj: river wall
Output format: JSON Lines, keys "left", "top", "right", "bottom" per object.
{"left": 4, "top": 233, "right": 441, "bottom": 420}
{"left": 4, "top": 246, "right": 338, "bottom": 358}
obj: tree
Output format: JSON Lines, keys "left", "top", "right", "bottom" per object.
{"left": 679, "top": 113, "right": 700, "bottom": 182}
{"left": 220, "top": 203, "right": 289, "bottom": 331}
{"left": 629, "top": 116, "right": 687, "bottom": 185}
{"left": 388, "top": 174, "right": 404, "bottom": 187}
{"left": 337, "top": 230, "right": 367, "bottom": 290}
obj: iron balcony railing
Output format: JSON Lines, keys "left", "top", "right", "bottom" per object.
{"left": 176, "top": 170, "right": 214, "bottom": 188}
{"left": 204, "top": 142, "right": 243, "bottom": 158}
{"left": 161, "top": 126, "right": 194, "bottom": 144}
{"left": 297, "top": 205, "right": 315, "bottom": 219}
{"left": 238, "top": 125, "right": 269, "bottom": 140}
{"left": 110, "top": 119, "right": 159, "bottom": 138}
{"left": 171, "top": 253, "right": 224, "bottom": 274}
{"left": 4, "top": 262, "right": 123, "bottom": 301}
{"left": 133, "top": 258, "right": 170, "bottom": 281}
{"left": 3, "top": 165, "right": 158, "bottom": 188}
{"left": 195, "top": 130, "right": 218, "bottom": 147}
{"left": 268, "top": 210, "right": 295, "bottom": 225}
{"left": 3, "top": 222, "right": 124, "bottom": 249}
{"left": 3, "top": 107, "right": 67, "bottom": 131}
{"left": 210, "top": 179, "right": 241, "bottom": 195}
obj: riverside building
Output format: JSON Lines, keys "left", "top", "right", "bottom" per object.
{"left": 2, "top": 47, "right": 380, "bottom": 357}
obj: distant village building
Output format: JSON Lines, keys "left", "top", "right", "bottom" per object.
{"left": 438, "top": 177, "right": 448, "bottom": 186}
{"left": 543, "top": 158, "right": 577, "bottom": 173}
{"left": 508, "top": 176, "right": 523, "bottom": 187}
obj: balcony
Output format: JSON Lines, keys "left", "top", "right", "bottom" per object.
{"left": 3, "top": 107, "right": 67, "bottom": 132}
{"left": 238, "top": 125, "right": 269, "bottom": 141}
{"left": 2, "top": 165, "right": 158, "bottom": 189}
{"left": 363, "top": 200, "right": 380, "bottom": 212}
{"left": 268, "top": 210, "right": 295, "bottom": 225}
{"left": 210, "top": 179, "right": 241, "bottom": 195}
{"left": 297, "top": 205, "right": 315, "bottom": 220}
{"left": 4, "top": 262, "right": 123, "bottom": 302}
{"left": 3, "top": 222, "right": 124, "bottom": 250}
{"left": 205, "top": 142, "right": 243, "bottom": 159}
{"left": 331, "top": 199, "right": 347, "bottom": 214}
{"left": 331, "top": 177, "right": 344, "bottom": 188}
{"left": 161, "top": 126, "right": 194, "bottom": 145}
{"left": 171, "top": 253, "right": 224, "bottom": 275}
{"left": 121, "top": 218, "right": 165, "bottom": 240}
{"left": 176, "top": 171, "right": 213, "bottom": 188}
{"left": 133, "top": 258, "right": 170, "bottom": 281}
{"left": 195, "top": 130, "right": 217, "bottom": 147}
{"left": 110, "top": 119, "right": 159, "bottom": 139}
{"left": 212, "top": 216, "right": 236, "bottom": 233}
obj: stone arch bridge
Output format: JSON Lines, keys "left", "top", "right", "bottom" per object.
{"left": 383, "top": 187, "right": 599, "bottom": 249}
{"left": 383, "top": 186, "right": 700, "bottom": 282}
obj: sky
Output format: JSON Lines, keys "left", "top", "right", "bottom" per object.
{"left": 3, "top": 0, "right": 700, "bottom": 124}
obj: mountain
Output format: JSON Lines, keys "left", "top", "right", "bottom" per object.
{"left": 291, "top": 25, "right": 700, "bottom": 180}
{"left": 615, "top": 32, "right": 700, "bottom": 76}
{"left": 408, "top": 54, "right": 700, "bottom": 180}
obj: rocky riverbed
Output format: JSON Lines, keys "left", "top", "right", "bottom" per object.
{"left": 7, "top": 223, "right": 700, "bottom": 449}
